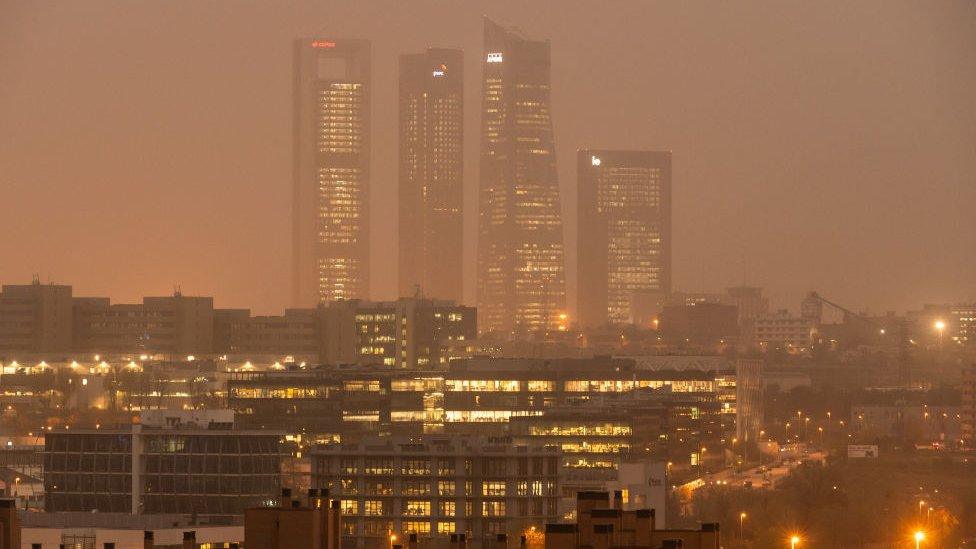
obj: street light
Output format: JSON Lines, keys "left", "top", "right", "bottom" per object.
{"left": 739, "top": 512, "right": 746, "bottom": 539}
{"left": 790, "top": 535, "right": 800, "bottom": 549}
{"left": 914, "top": 530, "right": 925, "bottom": 549}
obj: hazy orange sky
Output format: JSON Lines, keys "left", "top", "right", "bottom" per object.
{"left": 2, "top": 1, "right": 974, "bottom": 316}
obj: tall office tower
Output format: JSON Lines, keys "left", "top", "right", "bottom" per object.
{"left": 398, "top": 48, "right": 464, "bottom": 301}
{"left": 293, "top": 38, "right": 371, "bottom": 306}
{"left": 578, "top": 150, "right": 672, "bottom": 327}
{"left": 478, "top": 19, "right": 566, "bottom": 336}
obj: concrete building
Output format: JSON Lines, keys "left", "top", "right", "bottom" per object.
{"left": 293, "top": 38, "right": 372, "bottom": 305}
{"left": 0, "top": 282, "right": 73, "bottom": 355}
{"left": 73, "top": 292, "right": 214, "bottom": 358}
{"left": 747, "top": 310, "right": 815, "bottom": 351}
{"left": 478, "top": 18, "right": 566, "bottom": 337}
{"left": 19, "top": 512, "right": 242, "bottom": 549}
{"left": 577, "top": 151, "right": 672, "bottom": 328}
{"left": 398, "top": 48, "right": 464, "bottom": 303}
{"left": 217, "top": 297, "right": 475, "bottom": 369}
{"left": 311, "top": 436, "right": 560, "bottom": 549}
{"left": 214, "top": 308, "right": 322, "bottom": 362}
{"left": 43, "top": 410, "right": 282, "bottom": 516}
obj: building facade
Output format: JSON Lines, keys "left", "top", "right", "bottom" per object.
{"left": 0, "top": 282, "right": 73, "bottom": 355}
{"left": 577, "top": 150, "right": 672, "bottom": 328}
{"left": 293, "top": 38, "right": 372, "bottom": 306}
{"left": 229, "top": 357, "right": 738, "bottom": 479}
{"left": 43, "top": 411, "right": 282, "bottom": 516}
{"left": 73, "top": 293, "right": 214, "bottom": 358}
{"left": 312, "top": 436, "right": 560, "bottom": 549}
{"left": 747, "top": 310, "right": 815, "bottom": 350}
{"left": 478, "top": 19, "right": 566, "bottom": 337}
{"left": 398, "top": 48, "right": 464, "bottom": 302}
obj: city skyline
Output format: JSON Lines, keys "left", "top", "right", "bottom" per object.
{"left": 2, "top": 2, "right": 974, "bottom": 317}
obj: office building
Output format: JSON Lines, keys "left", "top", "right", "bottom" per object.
{"left": 351, "top": 298, "right": 476, "bottom": 369}
{"left": 0, "top": 281, "right": 73, "bottom": 355}
{"left": 229, "top": 357, "right": 739, "bottom": 476}
{"left": 478, "top": 19, "right": 566, "bottom": 337}
{"left": 747, "top": 310, "right": 815, "bottom": 350}
{"left": 43, "top": 410, "right": 282, "bottom": 516}
{"left": 214, "top": 308, "right": 322, "bottom": 361}
{"left": 293, "top": 38, "right": 372, "bottom": 305}
{"left": 578, "top": 151, "right": 671, "bottom": 328}
{"left": 73, "top": 292, "right": 214, "bottom": 358}
{"left": 311, "top": 436, "right": 560, "bottom": 549}
{"left": 398, "top": 48, "right": 464, "bottom": 302}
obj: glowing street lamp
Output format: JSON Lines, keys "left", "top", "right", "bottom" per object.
{"left": 790, "top": 535, "right": 801, "bottom": 549}
{"left": 914, "top": 530, "right": 925, "bottom": 549}
{"left": 739, "top": 512, "right": 746, "bottom": 539}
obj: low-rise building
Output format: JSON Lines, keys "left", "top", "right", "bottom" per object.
{"left": 43, "top": 410, "right": 282, "bottom": 517}
{"left": 747, "top": 310, "right": 815, "bottom": 351}
{"left": 244, "top": 487, "right": 341, "bottom": 549}
{"left": 543, "top": 491, "right": 719, "bottom": 549}
{"left": 311, "top": 436, "right": 560, "bottom": 549}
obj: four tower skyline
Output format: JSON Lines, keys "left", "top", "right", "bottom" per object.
{"left": 293, "top": 19, "right": 671, "bottom": 333}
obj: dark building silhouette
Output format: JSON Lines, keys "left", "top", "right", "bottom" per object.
{"left": 244, "top": 488, "right": 341, "bottom": 549}
{"left": 659, "top": 303, "right": 739, "bottom": 346}
{"left": 398, "top": 48, "right": 464, "bottom": 302}
{"left": 577, "top": 151, "right": 671, "bottom": 328}
{"left": 478, "top": 19, "right": 566, "bottom": 337}
{"left": 293, "top": 38, "right": 372, "bottom": 306}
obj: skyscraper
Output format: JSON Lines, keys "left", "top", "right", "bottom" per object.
{"left": 577, "top": 150, "right": 671, "bottom": 327}
{"left": 478, "top": 19, "right": 566, "bottom": 336}
{"left": 398, "top": 48, "right": 464, "bottom": 301}
{"left": 292, "top": 38, "right": 371, "bottom": 306}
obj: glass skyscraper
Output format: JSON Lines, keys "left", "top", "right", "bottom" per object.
{"left": 293, "top": 38, "right": 371, "bottom": 305}
{"left": 478, "top": 19, "right": 566, "bottom": 336}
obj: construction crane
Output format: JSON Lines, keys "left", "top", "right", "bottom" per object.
{"left": 807, "top": 292, "right": 912, "bottom": 387}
